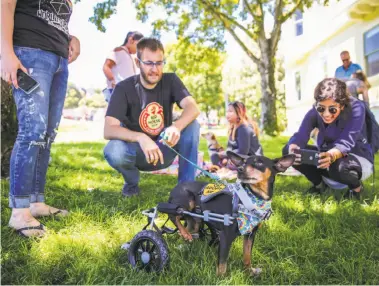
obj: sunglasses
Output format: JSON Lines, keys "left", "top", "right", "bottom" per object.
{"left": 316, "top": 105, "right": 339, "bottom": 115}
{"left": 137, "top": 58, "right": 165, "bottom": 68}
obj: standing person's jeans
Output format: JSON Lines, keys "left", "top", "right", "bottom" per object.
{"left": 104, "top": 120, "right": 200, "bottom": 192}
{"left": 9, "top": 46, "right": 69, "bottom": 208}
{"left": 103, "top": 88, "right": 113, "bottom": 103}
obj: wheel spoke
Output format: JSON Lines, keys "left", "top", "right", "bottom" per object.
{"left": 146, "top": 240, "right": 151, "bottom": 252}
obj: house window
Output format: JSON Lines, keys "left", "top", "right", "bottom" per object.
{"left": 364, "top": 25, "right": 379, "bottom": 77}
{"left": 295, "top": 72, "right": 301, "bottom": 100}
{"left": 294, "top": 10, "right": 303, "bottom": 36}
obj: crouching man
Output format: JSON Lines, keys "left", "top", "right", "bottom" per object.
{"left": 103, "top": 37, "right": 200, "bottom": 197}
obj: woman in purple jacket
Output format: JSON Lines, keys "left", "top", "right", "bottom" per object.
{"left": 283, "top": 78, "right": 373, "bottom": 199}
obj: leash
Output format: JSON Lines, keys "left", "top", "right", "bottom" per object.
{"left": 160, "top": 132, "right": 228, "bottom": 185}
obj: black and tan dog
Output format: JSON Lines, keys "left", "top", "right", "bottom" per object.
{"left": 168, "top": 151, "right": 295, "bottom": 276}
{"left": 201, "top": 132, "right": 225, "bottom": 172}
{"left": 201, "top": 132, "right": 224, "bottom": 154}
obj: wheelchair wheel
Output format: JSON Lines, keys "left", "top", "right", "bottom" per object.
{"left": 127, "top": 230, "right": 169, "bottom": 273}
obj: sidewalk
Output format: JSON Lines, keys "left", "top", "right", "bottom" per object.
{"left": 56, "top": 118, "right": 106, "bottom": 143}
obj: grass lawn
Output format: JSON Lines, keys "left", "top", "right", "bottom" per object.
{"left": 1, "top": 136, "right": 379, "bottom": 285}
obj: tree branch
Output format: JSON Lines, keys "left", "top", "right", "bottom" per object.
{"left": 270, "top": 0, "right": 284, "bottom": 55}
{"left": 200, "top": 0, "right": 256, "bottom": 40}
{"left": 281, "top": 0, "right": 302, "bottom": 23}
{"left": 199, "top": 0, "right": 260, "bottom": 64}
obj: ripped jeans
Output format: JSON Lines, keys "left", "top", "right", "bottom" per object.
{"left": 9, "top": 46, "right": 68, "bottom": 208}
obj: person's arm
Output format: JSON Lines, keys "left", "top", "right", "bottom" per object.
{"left": 333, "top": 100, "right": 365, "bottom": 155}
{"left": 234, "top": 125, "right": 250, "bottom": 155}
{"left": 68, "top": 35, "right": 80, "bottom": 64}
{"left": 1, "top": 0, "right": 28, "bottom": 87}
{"left": 163, "top": 75, "right": 200, "bottom": 146}
{"left": 357, "top": 83, "right": 369, "bottom": 104}
{"left": 173, "top": 96, "right": 200, "bottom": 131}
{"left": 103, "top": 59, "right": 116, "bottom": 87}
{"left": 104, "top": 116, "right": 164, "bottom": 165}
{"left": 288, "top": 108, "right": 317, "bottom": 148}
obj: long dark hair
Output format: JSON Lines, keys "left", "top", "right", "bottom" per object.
{"left": 354, "top": 70, "right": 371, "bottom": 89}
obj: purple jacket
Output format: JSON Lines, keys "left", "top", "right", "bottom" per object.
{"left": 288, "top": 97, "right": 373, "bottom": 163}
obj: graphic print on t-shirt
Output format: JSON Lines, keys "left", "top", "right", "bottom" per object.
{"left": 37, "top": 0, "right": 72, "bottom": 35}
{"left": 139, "top": 102, "right": 164, "bottom": 136}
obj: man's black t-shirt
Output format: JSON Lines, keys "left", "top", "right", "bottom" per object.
{"left": 13, "top": 0, "right": 72, "bottom": 58}
{"left": 106, "top": 73, "right": 191, "bottom": 140}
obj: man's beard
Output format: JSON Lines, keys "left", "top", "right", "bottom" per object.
{"left": 140, "top": 68, "right": 162, "bottom": 85}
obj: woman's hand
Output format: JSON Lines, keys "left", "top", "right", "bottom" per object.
{"left": 288, "top": 144, "right": 301, "bottom": 165}
{"left": 68, "top": 35, "right": 80, "bottom": 64}
{"left": 318, "top": 152, "right": 333, "bottom": 169}
{"left": 1, "top": 51, "right": 28, "bottom": 88}
{"left": 318, "top": 148, "right": 343, "bottom": 169}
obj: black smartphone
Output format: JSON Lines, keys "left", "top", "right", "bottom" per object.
{"left": 294, "top": 149, "right": 320, "bottom": 166}
{"left": 16, "top": 69, "right": 40, "bottom": 94}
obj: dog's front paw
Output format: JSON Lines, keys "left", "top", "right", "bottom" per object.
{"left": 250, "top": 267, "right": 262, "bottom": 276}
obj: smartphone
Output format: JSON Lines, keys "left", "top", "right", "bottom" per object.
{"left": 16, "top": 69, "right": 40, "bottom": 94}
{"left": 294, "top": 149, "right": 320, "bottom": 166}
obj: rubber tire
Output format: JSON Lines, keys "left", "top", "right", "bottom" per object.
{"left": 127, "top": 230, "right": 169, "bottom": 273}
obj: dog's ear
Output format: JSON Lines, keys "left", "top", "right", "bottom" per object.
{"left": 273, "top": 154, "right": 296, "bottom": 173}
{"left": 211, "top": 134, "right": 216, "bottom": 140}
{"left": 201, "top": 133, "right": 206, "bottom": 138}
{"left": 227, "top": 151, "right": 245, "bottom": 166}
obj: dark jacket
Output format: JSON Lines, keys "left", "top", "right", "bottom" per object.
{"left": 288, "top": 97, "right": 373, "bottom": 163}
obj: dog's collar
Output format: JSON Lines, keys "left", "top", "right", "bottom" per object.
{"left": 208, "top": 144, "right": 222, "bottom": 152}
{"left": 241, "top": 182, "right": 266, "bottom": 200}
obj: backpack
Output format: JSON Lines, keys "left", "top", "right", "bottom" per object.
{"left": 364, "top": 102, "right": 379, "bottom": 154}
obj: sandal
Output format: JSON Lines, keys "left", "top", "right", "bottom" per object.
{"left": 15, "top": 224, "right": 45, "bottom": 238}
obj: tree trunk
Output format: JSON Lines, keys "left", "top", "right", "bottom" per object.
{"left": 1, "top": 80, "right": 17, "bottom": 178}
{"left": 258, "top": 50, "right": 278, "bottom": 136}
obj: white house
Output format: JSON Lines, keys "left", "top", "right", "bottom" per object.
{"left": 281, "top": 0, "right": 379, "bottom": 134}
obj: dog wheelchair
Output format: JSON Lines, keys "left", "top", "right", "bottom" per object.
{"left": 122, "top": 202, "right": 235, "bottom": 273}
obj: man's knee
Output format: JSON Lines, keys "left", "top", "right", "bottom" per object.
{"left": 104, "top": 140, "right": 136, "bottom": 168}
{"left": 180, "top": 120, "right": 200, "bottom": 143}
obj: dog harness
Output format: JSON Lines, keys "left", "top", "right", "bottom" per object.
{"left": 200, "top": 182, "right": 272, "bottom": 234}
{"left": 232, "top": 188, "right": 272, "bottom": 235}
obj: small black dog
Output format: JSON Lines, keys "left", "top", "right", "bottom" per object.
{"left": 168, "top": 151, "right": 295, "bottom": 276}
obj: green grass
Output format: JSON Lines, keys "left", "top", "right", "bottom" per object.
{"left": 1, "top": 136, "right": 379, "bottom": 285}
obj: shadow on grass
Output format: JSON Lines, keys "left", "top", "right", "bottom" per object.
{"left": 1, "top": 141, "right": 379, "bottom": 285}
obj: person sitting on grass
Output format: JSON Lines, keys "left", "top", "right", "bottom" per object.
{"left": 103, "top": 37, "right": 200, "bottom": 197}
{"left": 211, "top": 101, "right": 262, "bottom": 170}
{"left": 282, "top": 78, "right": 374, "bottom": 199}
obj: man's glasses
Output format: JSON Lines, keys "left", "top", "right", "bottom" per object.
{"left": 342, "top": 59, "right": 350, "bottom": 62}
{"left": 137, "top": 58, "right": 165, "bottom": 68}
{"left": 316, "top": 105, "right": 339, "bottom": 115}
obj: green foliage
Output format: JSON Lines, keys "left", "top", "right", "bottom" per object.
{"left": 87, "top": 0, "right": 334, "bottom": 135}
{"left": 64, "top": 83, "right": 84, "bottom": 109}
{"left": 84, "top": 93, "right": 107, "bottom": 109}
{"left": 165, "top": 39, "right": 225, "bottom": 118}
{"left": 2, "top": 136, "right": 378, "bottom": 284}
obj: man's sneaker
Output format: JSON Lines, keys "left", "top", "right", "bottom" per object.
{"left": 306, "top": 182, "right": 326, "bottom": 194}
{"left": 344, "top": 184, "right": 364, "bottom": 200}
{"left": 122, "top": 185, "right": 140, "bottom": 197}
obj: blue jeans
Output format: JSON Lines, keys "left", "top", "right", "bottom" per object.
{"left": 104, "top": 120, "right": 200, "bottom": 189}
{"left": 103, "top": 88, "right": 113, "bottom": 103}
{"left": 9, "top": 46, "right": 69, "bottom": 208}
